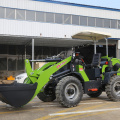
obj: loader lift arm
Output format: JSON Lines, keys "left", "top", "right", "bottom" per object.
{"left": 0, "top": 56, "right": 72, "bottom": 107}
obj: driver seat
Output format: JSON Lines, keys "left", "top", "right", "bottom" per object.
{"left": 86, "top": 53, "right": 101, "bottom": 68}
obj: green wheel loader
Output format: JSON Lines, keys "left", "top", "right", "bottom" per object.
{"left": 0, "top": 31, "right": 120, "bottom": 108}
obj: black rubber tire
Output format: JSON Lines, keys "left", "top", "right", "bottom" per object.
{"left": 87, "top": 89, "right": 102, "bottom": 98}
{"left": 56, "top": 76, "right": 83, "bottom": 108}
{"left": 37, "top": 92, "right": 56, "bottom": 102}
{"left": 105, "top": 75, "right": 120, "bottom": 101}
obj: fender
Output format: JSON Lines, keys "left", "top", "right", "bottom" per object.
{"left": 69, "top": 72, "right": 84, "bottom": 82}
{"left": 104, "top": 71, "right": 119, "bottom": 84}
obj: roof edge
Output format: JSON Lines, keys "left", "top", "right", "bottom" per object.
{"left": 33, "top": 0, "right": 120, "bottom": 12}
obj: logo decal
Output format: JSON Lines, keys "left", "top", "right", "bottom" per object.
{"left": 57, "top": 61, "right": 67, "bottom": 69}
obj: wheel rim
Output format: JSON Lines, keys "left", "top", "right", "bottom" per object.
{"left": 113, "top": 81, "right": 120, "bottom": 96}
{"left": 65, "top": 83, "right": 79, "bottom": 101}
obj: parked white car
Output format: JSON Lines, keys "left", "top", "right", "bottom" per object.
{"left": 15, "top": 62, "right": 46, "bottom": 83}
{"left": 15, "top": 73, "right": 27, "bottom": 83}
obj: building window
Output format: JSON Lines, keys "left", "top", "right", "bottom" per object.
{"left": 72, "top": 15, "right": 79, "bottom": 25}
{"left": 6, "top": 8, "right": 15, "bottom": 19}
{"left": 43, "top": 47, "right": 51, "bottom": 58}
{"left": 55, "top": 13, "right": 63, "bottom": 24}
{"left": 46, "top": 12, "right": 54, "bottom": 23}
{"left": 0, "top": 7, "right": 5, "bottom": 18}
{"left": 17, "top": 59, "right": 24, "bottom": 70}
{"left": 0, "top": 58, "right": 7, "bottom": 70}
{"left": 8, "top": 58, "right": 16, "bottom": 71}
{"left": 51, "top": 47, "right": 58, "bottom": 56}
{"left": 2, "top": 6, "right": 120, "bottom": 30}
{"left": 88, "top": 17, "right": 95, "bottom": 27}
{"left": 64, "top": 14, "right": 71, "bottom": 24}
{"left": 8, "top": 45, "right": 16, "bottom": 55}
{"left": 104, "top": 19, "right": 111, "bottom": 28}
{"left": 26, "top": 10, "right": 35, "bottom": 21}
{"left": 96, "top": 18, "right": 103, "bottom": 27}
{"left": 36, "top": 11, "right": 45, "bottom": 22}
{"left": 80, "top": 16, "right": 87, "bottom": 26}
{"left": 111, "top": 19, "right": 117, "bottom": 29}
{"left": 118, "top": 20, "right": 120, "bottom": 29}
{"left": 16, "top": 9, "right": 25, "bottom": 20}
{"left": 0, "top": 45, "right": 8, "bottom": 54}
{"left": 16, "top": 45, "right": 25, "bottom": 55}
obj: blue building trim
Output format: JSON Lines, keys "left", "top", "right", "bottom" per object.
{"left": 33, "top": 0, "right": 120, "bottom": 12}
{"left": 108, "top": 38, "right": 120, "bottom": 40}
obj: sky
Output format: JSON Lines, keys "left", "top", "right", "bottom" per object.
{"left": 55, "top": 0, "right": 120, "bottom": 9}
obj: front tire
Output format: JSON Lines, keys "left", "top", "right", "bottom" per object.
{"left": 105, "top": 75, "right": 120, "bottom": 101}
{"left": 37, "top": 83, "right": 56, "bottom": 102}
{"left": 56, "top": 76, "right": 83, "bottom": 107}
{"left": 37, "top": 92, "right": 56, "bottom": 102}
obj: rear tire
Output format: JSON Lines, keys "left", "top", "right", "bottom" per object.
{"left": 105, "top": 75, "right": 120, "bottom": 101}
{"left": 87, "top": 89, "right": 102, "bottom": 98}
{"left": 56, "top": 76, "right": 83, "bottom": 108}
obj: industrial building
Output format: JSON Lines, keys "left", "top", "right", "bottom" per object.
{"left": 0, "top": 0, "right": 120, "bottom": 78}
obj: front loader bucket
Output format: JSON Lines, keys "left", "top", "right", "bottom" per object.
{"left": 0, "top": 82, "right": 37, "bottom": 107}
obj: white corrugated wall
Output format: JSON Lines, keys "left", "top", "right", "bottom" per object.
{"left": 0, "top": 0, "right": 120, "bottom": 48}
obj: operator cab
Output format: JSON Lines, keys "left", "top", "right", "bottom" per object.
{"left": 85, "top": 53, "right": 101, "bottom": 68}
{"left": 72, "top": 31, "right": 111, "bottom": 80}
{"left": 85, "top": 53, "right": 101, "bottom": 80}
